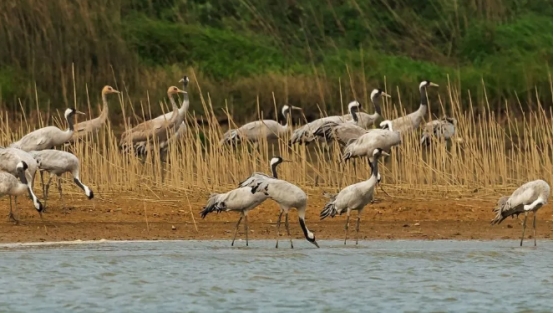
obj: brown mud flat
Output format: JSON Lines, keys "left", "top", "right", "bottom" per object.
{"left": 0, "top": 188, "right": 551, "bottom": 244}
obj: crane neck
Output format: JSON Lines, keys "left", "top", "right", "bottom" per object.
{"left": 281, "top": 109, "right": 291, "bottom": 128}
{"left": 16, "top": 166, "right": 28, "bottom": 185}
{"left": 419, "top": 86, "right": 428, "bottom": 107}
{"left": 371, "top": 94, "right": 383, "bottom": 117}
{"left": 179, "top": 91, "right": 190, "bottom": 118}
{"left": 270, "top": 163, "right": 279, "bottom": 179}
{"left": 369, "top": 156, "right": 379, "bottom": 180}
{"left": 66, "top": 113, "right": 76, "bottom": 132}
{"left": 297, "top": 205, "right": 317, "bottom": 246}
{"left": 349, "top": 106, "right": 359, "bottom": 123}
{"left": 168, "top": 94, "right": 180, "bottom": 122}
{"left": 98, "top": 92, "right": 109, "bottom": 123}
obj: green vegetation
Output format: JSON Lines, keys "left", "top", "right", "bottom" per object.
{"left": 0, "top": 0, "right": 551, "bottom": 120}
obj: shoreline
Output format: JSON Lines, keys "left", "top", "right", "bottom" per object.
{"left": 1, "top": 236, "right": 552, "bottom": 246}
{"left": 0, "top": 190, "right": 551, "bottom": 244}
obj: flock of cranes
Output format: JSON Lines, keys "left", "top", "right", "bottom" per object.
{"left": 0, "top": 75, "right": 549, "bottom": 248}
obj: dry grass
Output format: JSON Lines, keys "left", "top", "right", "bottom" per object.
{"left": 0, "top": 76, "right": 551, "bottom": 203}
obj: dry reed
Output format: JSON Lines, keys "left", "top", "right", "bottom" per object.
{"left": 0, "top": 77, "right": 551, "bottom": 203}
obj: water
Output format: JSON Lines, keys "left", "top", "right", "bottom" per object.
{"left": 0, "top": 240, "right": 551, "bottom": 313}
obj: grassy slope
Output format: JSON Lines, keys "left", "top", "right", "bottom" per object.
{"left": 0, "top": 0, "right": 551, "bottom": 120}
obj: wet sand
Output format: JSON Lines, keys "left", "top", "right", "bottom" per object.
{"left": 0, "top": 187, "right": 551, "bottom": 243}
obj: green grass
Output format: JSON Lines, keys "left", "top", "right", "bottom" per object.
{"left": 0, "top": 0, "right": 551, "bottom": 120}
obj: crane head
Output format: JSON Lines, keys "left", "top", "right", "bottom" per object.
{"left": 370, "top": 89, "right": 391, "bottom": 99}
{"left": 65, "top": 108, "right": 85, "bottom": 119}
{"left": 270, "top": 156, "right": 283, "bottom": 166}
{"left": 16, "top": 161, "right": 28, "bottom": 171}
{"left": 167, "top": 86, "right": 186, "bottom": 95}
{"left": 420, "top": 80, "right": 439, "bottom": 89}
{"left": 282, "top": 105, "right": 302, "bottom": 115}
{"left": 102, "top": 85, "right": 120, "bottom": 95}
{"left": 372, "top": 148, "right": 390, "bottom": 158}
{"left": 380, "top": 120, "right": 393, "bottom": 130}
{"left": 347, "top": 100, "right": 361, "bottom": 112}
{"left": 270, "top": 156, "right": 290, "bottom": 167}
{"left": 178, "top": 76, "right": 190, "bottom": 87}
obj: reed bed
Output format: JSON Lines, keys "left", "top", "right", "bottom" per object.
{"left": 0, "top": 78, "right": 551, "bottom": 201}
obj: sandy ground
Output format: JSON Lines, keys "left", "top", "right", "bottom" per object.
{"left": 0, "top": 186, "right": 551, "bottom": 244}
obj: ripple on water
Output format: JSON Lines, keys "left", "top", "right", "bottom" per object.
{"left": 0, "top": 240, "right": 551, "bottom": 312}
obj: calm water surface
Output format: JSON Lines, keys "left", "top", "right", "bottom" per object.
{"left": 0, "top": 240, "right": 551, "bottom": 313}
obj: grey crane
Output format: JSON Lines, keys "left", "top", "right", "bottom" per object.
{"left": 10, "top": 108, "right": 85, "bottom": 151}
{"left": 491, "top": 179, "right": 550, "bottom": 246}
{"left": 313, "top": 120, "right": 366, "bottom": 147}
{"left": 0, "top": 161, "right": 33, "bottom": 223}
{"left": 321, "top": 148, "right": 388, "bottom": 244}
{"left": 67, "top": 85, "right": 120, "bottom": 143}
{"left": 200, "top": 183, "right": 270, "bottom": 246}
{"left": 120, "top": 86, "right": 184, "bottom": 155}
{"left": 290, "top": 101, "right": 361, "bottom": 145}
{"left": 387, "top": 80, "right": 438, "bottom": 134}
{"left": 240, "top": 176, "right": 319, "bottom": 248}
{"left": 29, "top": 149, "right": 94, "bottom": 209}
{"left": 313, "top": 90, "right": 390, "bottom": 146}
{"left": 420, "top": 116, "right": 457, "bottom": 146}
{"left": 239, "top": 157, "right": 318, "bottom": 248}
{"left": 343, "top": 120, "right": 401, "bottom": 165}
{"left": 0, "top": 148, "right": 43, "bottom": 217}
{"left": 220, "top": 105, "right": 302, "bottom": 145}
{"left": 134, "top": 76, "right": 191, "bottom": 156}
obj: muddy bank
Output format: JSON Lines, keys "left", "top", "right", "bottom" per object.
{"left": 0, "top": 189, "right": 551, "bottom": 244}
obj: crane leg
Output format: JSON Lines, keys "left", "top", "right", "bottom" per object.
{"left": 160, "top": 161, "right": 166, "bottom": 185}
{"left": 244, "top": 215, "right": 249, "bottom": 247}
{"left": 344, "top": 212, "right": 350, "bottom": 245}
{"left": 355, "top": 211, "right": 361, "bottom": 245}
{"left": 533, "top": 212, "right": 537, "bottom": 247}
{"left": 8, "top": 196, "right": 18, "bottom": 224}
{"left": 44, "top": 175, "right": 53, "bottom": 211}
{"left": 231, "top": 214, "right": 243, "bottom": 247}
{"left": 57, "top": 176, "right": 65, "bottom": 209}
{"left": 275, "top": 211, "right": 283, "bottom": 248}
{"left": 520, "top": 212, "right": 528, "bottom": 246}
{"left": 285, "top": 212, "right": 294, "bottom": 249}
{"left": 40, "top": 171, "right": 46, "bottom": 200}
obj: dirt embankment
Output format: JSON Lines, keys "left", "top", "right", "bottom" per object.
{"left": 0, "top": 187, "right": 551, "bottom": 244}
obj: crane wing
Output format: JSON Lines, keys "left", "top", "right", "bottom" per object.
{"left": 238, "top": 173, "right": 273, "bottom": 188}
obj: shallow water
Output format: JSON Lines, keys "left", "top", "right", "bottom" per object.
{"left": 0, "top": 240, "right": 551, "bottom": 313}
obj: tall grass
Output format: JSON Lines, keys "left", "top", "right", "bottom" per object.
{"left": 0, "top": 77, "right": 551, "bottom": 200}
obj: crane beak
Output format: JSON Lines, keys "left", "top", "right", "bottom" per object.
{"left": 75, "top": 110, "right": 86, "bottom": 115}
{"left": 177, "top": 88, "right": 186, "bottom": 94}
{"left": 381, "top": 92, "right": 391, "bottom": 97}
{"left": 281, "top": 160, "right": 292, "bottom": 163}
{"left": 113, "top": 90, "right": 121, "bottom": 94}
{"left": 381, "top": 151, "right": 391, "bottom": 157}
{"left": 429, "top": 82, "right": 439, "bottom": 87}
{"left": 290, "top": 106, "right": 302, "bottom": 111}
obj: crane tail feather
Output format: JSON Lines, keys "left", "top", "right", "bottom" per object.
{"left": 491, "top": 196, "right": 514, "bottom": 225}
{"left": 200, "top": 202, "right": 224, "bottom": 219}
{"left": 320, "top": 201, "right": 337, "bottom": 220}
